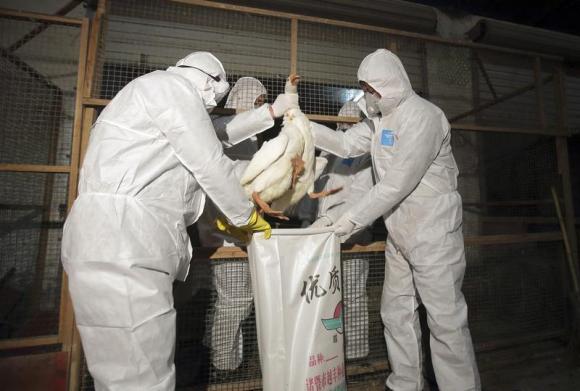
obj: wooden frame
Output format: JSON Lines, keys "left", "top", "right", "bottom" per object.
{"left": 0, "top": 164, "right": 71, "bottom": 173}
{"left": 0, "top": 335, "right": 60, "bottom": 350}
{"left": 0, "top": 8, "right": 83, "bottom": 26}
{"left": 0, "top": 12, "right": 88, "bottom": 363}
{"left": 171, "top": 0, "right": 562, "bottom": 61}
{"left": 54, "top": 0, "right": 579, "bottom": 388}
{"left": 193, "top": 232, "right": 565, "bottom": 260}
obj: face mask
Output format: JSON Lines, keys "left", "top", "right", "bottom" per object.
{"left": 377, "top": 96, "right": 400, "bottom": 115}
{"left": 357, "top": 92, "right": 380, "bottom": 118}
{"left": 364, "top": 92, "right": 381, "bottom": 117}
{"left": 212, "top": 79, "right": 230, "bottom": 105}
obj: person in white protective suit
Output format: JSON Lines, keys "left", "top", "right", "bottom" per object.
{"left": 61, "top": 52, "right": 297, "bottom": 391}
{"left": 197, "top": 77, "right": 270, "bottom": 371}
{"left": 310, "top": 101, "right": 374, "bottom": 360}
{"left": 310, "top": 49, "right": 480, "bottom": 391}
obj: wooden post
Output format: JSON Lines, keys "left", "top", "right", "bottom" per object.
{"left": 554, "top": 64, "right": 579, "bottom": 273}
{"left": 66, "top": 1, "right": 107, "bottom": 388}
{"left": 534, "top": 57, "right": 546, "bottom": 129}
{"left": 58, "top": 15, "right": 89, "bottom": 373}
{"left": 290, "top": 18, "right": 298, "bottom": 75}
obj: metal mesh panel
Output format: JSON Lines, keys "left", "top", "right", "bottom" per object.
{"left": 465, "top": 241, "right": 567, "bottom": 347}
{"left": 297, "top": 22, "right": 426, "bottom": 117}
{"left": 426, "top": 43, "right": 473, "bottom": 120}
{"left": 0, "top": 172, "right": 68, "bottom": 339}
{"left": 0, "top": 17, "right": 80, "bottom": 165}
{"left": 453, "top": 131, "right": 559, "bottom": 236}
{"left": 96, "top": 0, "right": 291, "bottom": 104}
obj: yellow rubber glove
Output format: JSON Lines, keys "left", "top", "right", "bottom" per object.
{"left": 215, "top": 209, "right": 272, "bottom": 243}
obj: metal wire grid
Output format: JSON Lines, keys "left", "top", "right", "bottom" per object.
{"left": 567, "top": 73, "right": 580, "bottom": 133}
{"left": 95, "top": 0, "right": 290, "bottom": 104}
{"left": 443, "top": 47, "right": 557, "bottom": 131}
{"left": 465, "top": 241, "right": 567, "bottom": 346}
{"left": 0, "top": 172, "right": 68, "bottom": 339}
{"left": 296, "top": 22, "right": 425, "bottom": 117}
{"left": 426, "top": 42, "right": 473, "bottom": 121}
{"left": 452, "top": 131, "right": 559, "bottom": 236}
{"left": 0, "top": 17, "right": 80, "bottom": 166}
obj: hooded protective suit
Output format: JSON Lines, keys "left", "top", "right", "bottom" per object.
{"left": 61, "top": 52, "right": 257, "bottom": 391}
{"left": 197, "top": 77, "right": 270, "bottom": 370}
{"left": 313, "top": 101, "right": 373, "bottom": 360}
{"left": 311, "top": 49, "right": 480, "bottom": 391}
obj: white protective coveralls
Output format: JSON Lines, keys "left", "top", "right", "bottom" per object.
{"left": 61, "top": 52, "right": 258, "bottom": 391}
{"left": 311, "top": 49, "right": 480, "bottom": 390}
{"left": 197, "top": 77, "right": 271, "bottom": 370}
{"left": 313, "top": 101, "right": 373, "bottom": 360}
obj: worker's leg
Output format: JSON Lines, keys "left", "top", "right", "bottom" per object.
{"left": 343, "top": 257, "right": 369, "bottom": 359}
{"left": 411, "top": 229, "right": 480, "bottom": 391}
{"left": 381, "top": 237, "right": 423, "bottom": 391}
{"left": 65, "top": 260, "right": 176, "bottom": 391}
{"left": 211, "top": 261, "right": 253, "bottom": 370}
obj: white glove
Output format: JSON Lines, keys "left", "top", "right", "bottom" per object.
{"left": 332, "top": 213, "right": 363, "bottom": 242}
{"left": 310, "top": 216, "right": 333, "bottom": 228}
{"left": 270, "top": 93, "right": 299, "bottom": 118}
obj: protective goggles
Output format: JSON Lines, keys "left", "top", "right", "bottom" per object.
{"left": 177, "top": 65, "right": 221, "bottom": 82}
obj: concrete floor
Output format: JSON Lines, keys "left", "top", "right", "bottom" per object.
{"left": 348, "top": 339, "right": 580, "bottom": 391}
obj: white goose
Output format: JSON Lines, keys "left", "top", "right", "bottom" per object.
{"left": 240, "top": 74, "right": 340, "bottom": 220}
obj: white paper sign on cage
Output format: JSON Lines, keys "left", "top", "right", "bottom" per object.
{"left": 248, "top": 228, "right": 346, "bottom": 391}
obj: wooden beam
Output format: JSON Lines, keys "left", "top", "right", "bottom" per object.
{"left": 83, "top": 0, "right": 106, "bottom": 98}
{"left": 0, "top": 8, "right": 82, "bottom": 26}
{"left": 290, "top": 18, "right": 298, "bottom": 75}
{"left": 308, "top": 114, "right": 360, "bottom": 123}
{"left": 464, "top": 232, "right": 562, "bottom": 246}
{"left": 534, "top": 57, "right": 546, "bottom": 129}
{"left": 82, "top": 97, "right": 109, "bottom": 107}
{"left": 67, "top": 11, "right": 106, "bottom": 374}
{"left": 0, "top": 164, "right": 70, "bottom": 173}
{"left": 170, "top": 0, "right": 562, "bottom": 61}
{"left": 0, "top": 335, "right": 59, "bottom": 350}
{"left": 60, "top": 17, "right": 90, "bottom": 353}
{"left": 463, "top": 199, "right": 554, "bottom": 207}
{"left": 195, "top": 232, "right": 564, "bottom": 260}
{"left": 554, "top": 64, "right": 579, "bottom": 273}
{"left": 207, "top": 379, "right": 261, "bottom": 391}
{"left": 450, "top": 75, "right": 553, "bottom": 123}
{"left": 450, "top": 123, "right": 565, "bottom": 136}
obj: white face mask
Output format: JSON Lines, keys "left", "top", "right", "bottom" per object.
{"left": 213, "top": 79, "right": 230, "bottom": 105}
{"left": 364, "top": 92, "right": 381, "bottom": 117}
{"left": 357, "top": 92, "right": 380, "bottom": 118}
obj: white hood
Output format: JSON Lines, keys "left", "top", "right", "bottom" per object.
{"left": 167, "top": 51, "right": 230, "bottom": 110}
{"left": 225, "top": 77, "right": 267, "bottom": 112}
{"left": 357, "top": 49, "right": 414, "bottom": 115}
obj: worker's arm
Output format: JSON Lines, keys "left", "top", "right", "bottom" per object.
{"left": 311, "top": 120, "right": 373, "bottom": 159}
{"left": 212, "top": 104, "right": 274, "bottom": 147}
{"left": 319, "top": 156, "right": 373, "bottom": 225}
{"left": 347, "top": 111, "right": 447, "bottom": 227}
{"left": 138, "top": 75, "right": 253, "bottom": 226}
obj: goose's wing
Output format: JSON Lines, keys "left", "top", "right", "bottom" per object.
{"left": 240, "top": 133, "right": 289, "bottom": 185}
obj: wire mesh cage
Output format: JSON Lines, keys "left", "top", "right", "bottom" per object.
{"left": 0, "top": 13, "right": 80, "bottom": 342}
{"left": 96, "top": 0, "right": 291, "bottom": 105}
{"left": 0, "top": 16, "right": 80, "bottom": 166}
{"left": 0, "top": 172, "right": 68, "bottom": 339}
{"left": 71, "top": 0, "right": 575, "bottom": 389}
